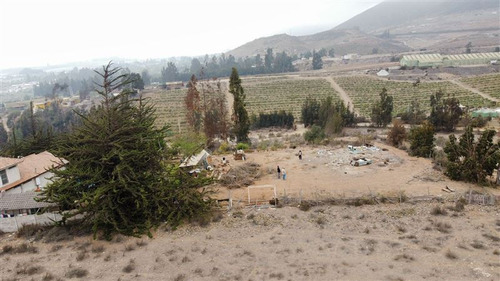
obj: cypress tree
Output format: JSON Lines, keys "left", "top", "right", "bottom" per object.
{"left": 229, "top": 67, "right": 250, "bottom": 142}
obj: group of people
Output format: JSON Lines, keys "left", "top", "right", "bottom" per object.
{"left": 276, "top": 150, "right": 303, "bottom": 180}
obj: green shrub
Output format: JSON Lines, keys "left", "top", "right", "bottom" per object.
{"left": 304, "top": 125, "right": 325, "bottom": 144}
{"left": 236, "top": 143, "right": 249, "bottom": 150}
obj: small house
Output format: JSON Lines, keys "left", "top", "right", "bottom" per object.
{"left": 0, "top": 151, "right": 67, "bottom": 194}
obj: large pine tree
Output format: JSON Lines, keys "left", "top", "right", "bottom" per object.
{"left": 41, "top": 62, "right": 211, "bottom": 238}
{"left": 229, "top": 68, "right": 250, "bottom": 143}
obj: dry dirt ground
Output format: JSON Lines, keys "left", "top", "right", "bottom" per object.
{"left": 0, "top": 203, "right": 499, "bottom": 281}
{"left": 1, "top": 130, "right": 500, "bottom": 281}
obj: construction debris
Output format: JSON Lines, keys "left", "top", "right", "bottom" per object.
{"left": 219, "top": 162, "right": 261, "bottom": 189}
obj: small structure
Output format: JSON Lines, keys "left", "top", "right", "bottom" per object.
{"left": 165, "top": 81, "right": 185, "bottom": 90}
{"left": 179, "top": 149, "right": 211, "bottom": 171}
{"left": 376, "top": 69, "right": 389, "bottom": 77}
{"left": 0, "top": 191, "right": 55, "bottom": 217}
{"left": 471, "top": 108, "right": 499, "bottom": 118}
{"left": 0, "top": 151, "right": 67, "bottom": 194}
{"left": 234, "top": 149, "right": 246, "bottom": 161}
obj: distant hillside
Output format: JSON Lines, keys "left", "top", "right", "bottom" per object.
{"left": 335, "top": 0, "right": 499, "bottom": 34}
{"left": 228, "top": 29, "right": 408, "bottom": 58}
{"left": 228, "top": 0, "right": 499, "bottom": 58}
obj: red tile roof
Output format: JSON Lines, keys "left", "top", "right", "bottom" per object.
{"left": 0, "top": 151, "right": 67, "bottom": 192}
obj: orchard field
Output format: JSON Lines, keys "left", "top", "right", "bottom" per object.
{"left": 333, "top": 76, "right": 493, "bottom": 117}
{"left": 143, "top": 73, "right": 499, "bottom": 133}
{"left": 242, "top": 77, "right": 341, "bottom": 121}
{"left": 460, "top": 74, "right": 500, "bottom": 99}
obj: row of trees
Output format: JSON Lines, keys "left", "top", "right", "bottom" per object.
{"left": 372, "top": 88, "right": 463, "bottom": 133}
{"left": 161, "top": 49, "right": 296, "bottom": 83}
{"left": 250, "top": 111, "right": 295, "bottom": 129}
{"left": 184, "top": 68, "right": 250, "bottom": 143}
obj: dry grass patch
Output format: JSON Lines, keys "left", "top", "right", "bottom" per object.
{"left": 470, "top": 240, "right": 486, "bottom": 250}
{"left": 445, "top": 249, "right": 458, "bottom": 260}
{"left": 434, "top": 221, "right": 452, "bottom": 233}
{"left": 16, "top": 265, "right": 44, "bottom": 275}
{"left": 394, "top": 253, "right": 415, "bottom": 262}
{"left": 430, "top": 206, "right": 448, "bottom": 216}
{"left": 122, "top": 259, "right": 135, "bottom": 273}
{"left": 65, "top": 268, "right": 88, "bottom": 278}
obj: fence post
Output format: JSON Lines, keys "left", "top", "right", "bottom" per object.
{"left": 299, "top": 189, "right": 303, "bottom": 204}
{"left": 468, "top": 189, "right": 472, "bottom": 204}
{"left": 14, "top": 217, "right": 19, "bottom": 232}
{"left": 229, "top": 190, "right": 233, "bottom": 210}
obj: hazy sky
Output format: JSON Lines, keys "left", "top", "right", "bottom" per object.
{"left": 0, "top": 0, "right": 383, "bottom": 69}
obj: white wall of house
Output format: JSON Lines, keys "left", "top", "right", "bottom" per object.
{"left": 5, "top": 171, "right": 55, "bottom": 194}
{"left": 0, "top": 166, "right": 21, "bottom": 188}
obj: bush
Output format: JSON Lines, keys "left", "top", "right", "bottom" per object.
{"left": 408, "top": 121, "right": 435, "bottom": 157}
{"left": 236, "top": 142, "right": 249, "bottom": 150}
{"left": 387, "top": 120, "right": 406, "bottom": 147}
{"left": 304, "top": 125, "right": 325, "bottom": 144}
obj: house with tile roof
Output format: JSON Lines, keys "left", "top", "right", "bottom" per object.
{"left": 0, "top": 151, "right": 67, "bottom": 194}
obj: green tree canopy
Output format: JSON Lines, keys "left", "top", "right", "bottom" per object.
{"left": 371, "top": 87, "right": 393, "bottom": 127}
{"left": 444, "top": 126, "right": 500, "bottom": 184}
{"left": 312, "top": 51, "right": 323, "bottom": 70}
{"left": 429, "top": 90, "right": 462, "bottom": 132}
{"left": 408, "top": 121, "right": 435, "bottom": 157}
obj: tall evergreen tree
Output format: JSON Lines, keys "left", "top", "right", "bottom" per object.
{"left": 229, "top": 68, "right": 250, "bottom": 143}
{"left": 40, "top": 62, "right": 212, "bottom": 238}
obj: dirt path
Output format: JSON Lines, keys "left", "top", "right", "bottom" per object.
{"left": 449, "top": 79, "right": 500, "bottom": 103}
{"left": 324, "top": 76, "right": 357, "bottom": 113}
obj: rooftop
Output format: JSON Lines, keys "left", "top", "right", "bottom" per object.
{"left": 0, "top": 191, "right": 54, "bottom": 211}
{"left": 0, "top": 151, "right": 67, "bottom": 192}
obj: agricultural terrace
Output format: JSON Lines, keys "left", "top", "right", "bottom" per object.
{"left": 142, "top": 89, "right": 188, "bottom": 133}
{"left": 460, "top": 74, "right": 500, "bottom": 99}
{"left": 333, "top": 76, "right": 492, "bottom": 117}
{"left": 242, "top": 77, "right": 341, "bottom": 121}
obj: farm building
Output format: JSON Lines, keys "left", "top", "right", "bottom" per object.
{"left": 400, "top": 52, "right": 500, "bottom": 68}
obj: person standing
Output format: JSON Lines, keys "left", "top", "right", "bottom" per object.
{"left": 298, "top": 150, "right": 302, "bottom": 160}
{"left": 282, "top": 168, "right": 287, "bottom": 180}
{"left": 277, "top": 165, "right": 281, "bottom": 179}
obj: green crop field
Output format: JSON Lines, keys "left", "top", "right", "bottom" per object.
{"left": 333, "top": 76, "right": 492, "bottom": 117}
{"left": 242, "top": 78, "right": 341, "bottom": 121}
{"left": 460, "top": 74, "right": 500, "bottom": 99}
